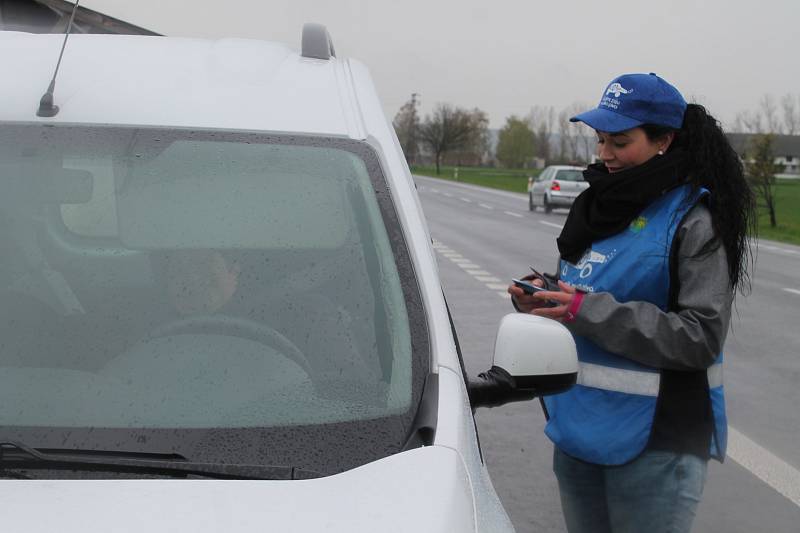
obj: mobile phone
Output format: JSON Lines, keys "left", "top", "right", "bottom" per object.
{"left": 512, "top": 278, "right": 547, "bottom": 295}
{"left": 529, "top": 267, "right": 559, "bottom": 291}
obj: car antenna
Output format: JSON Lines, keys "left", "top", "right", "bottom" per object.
{"left": 36, "top": 0, "right": 82, "bottom": 118}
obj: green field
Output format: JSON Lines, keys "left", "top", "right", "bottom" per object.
{"left": 413, "top": 165, "right": 800, "bottom": 246}
{"left": 411, "top": 165, "right": 539, "bottom": 194}
{"left": 755, "top": 179, "right": 800, "bottom": 245}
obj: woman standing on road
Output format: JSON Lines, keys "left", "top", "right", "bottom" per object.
{"left": 509, "top": 73, "right": 755, "bottom": 533}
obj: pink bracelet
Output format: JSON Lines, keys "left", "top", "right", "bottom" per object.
{"left": 563, "top": 291, "right": 585, "bottom": 323}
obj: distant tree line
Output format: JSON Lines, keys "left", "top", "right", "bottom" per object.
{"left": 393, "top": 96, "right": 593, "bottom": 174}
{"left": 394, "top": 97, "right": 489, "bottom": 174}
{"left": 394, "top": 92, "right": 800, "bottom": 229}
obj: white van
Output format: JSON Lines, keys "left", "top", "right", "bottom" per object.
{"left": 0, "top": 25, "right": 577, "bottom": 532}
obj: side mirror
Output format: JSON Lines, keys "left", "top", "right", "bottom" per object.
{"left": 468, "top": 313, "right": 577, "bottom": 409}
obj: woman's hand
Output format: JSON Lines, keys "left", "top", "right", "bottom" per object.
{"left": 530, "top": 280, "right": 577, "bottom": 322}
{"left": 507, "top": 276, "right": 547, "bottom": 312}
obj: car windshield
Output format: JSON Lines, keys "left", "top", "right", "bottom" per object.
{"left": 0, "top": 124, "right": 428, "bottom": 477}
{"left": 554, "top": 169, "right": 584, "bottom": 182}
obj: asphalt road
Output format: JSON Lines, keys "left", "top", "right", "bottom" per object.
{"left": 414, "top": 174, "right": 800, "bottom": 533}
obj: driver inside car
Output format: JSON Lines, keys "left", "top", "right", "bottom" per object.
{"left": 163, "top": 249, "right": 240, "bottom": 316}
{"left": 153, "top": 248, "right": 381, "bottom": 384}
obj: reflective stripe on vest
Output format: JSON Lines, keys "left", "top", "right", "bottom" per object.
{"left": 577, "top": 361, "right": 723, "bottom": 397}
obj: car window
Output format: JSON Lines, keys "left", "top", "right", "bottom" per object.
{"left": 554, "top": 169, "right": 584, "bottom": 182}
{"left": 0, "top": 124, "right": 428, "bottom": 476}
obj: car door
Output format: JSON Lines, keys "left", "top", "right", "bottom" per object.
{"left": 532, "top": 168, "right": 551, "bottom": 201}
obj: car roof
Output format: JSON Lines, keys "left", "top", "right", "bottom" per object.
{"left": 0, "top": 31, "right": 379, "bottom": 139}
{"left": 545, "top": 165, "right": 585, "bottom": 171}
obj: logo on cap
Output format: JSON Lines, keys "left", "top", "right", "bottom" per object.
{"left": 606, "top": 83, "right": 633, "bottom": 98}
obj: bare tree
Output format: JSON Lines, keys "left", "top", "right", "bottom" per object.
{"left": 392, "top": 93, "right": 421, "bottom": 165}
{"left": 746, "top": 133, "right": 783, "bottom": 227}
{"left": 733, "top": 110, "right": 764, "bottom": 134}
{"left": 527, "top": 105, "right": 555, "bottom": 164}
{"left": 734, "top": 93, "right": 800, "bottom": 135}
{"left": 781, "top": 94, "right": 800, "bottom": 136}
{"left": 449, "top": 108, "right": 490, "bottom": 166}
{"left": 760, "top": 95, "right": 782, "bottom": 134}
{"left": 418, "top": 103, "right": 474, "bottom": 174}
{"left": 556, "top": 102, "right": 593, "bottom": 164}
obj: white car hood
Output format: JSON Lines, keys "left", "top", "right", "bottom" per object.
{"left": 2, "top": 445, "right": 476, "bottom": 532}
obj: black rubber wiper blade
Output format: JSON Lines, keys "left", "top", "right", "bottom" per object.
{"left": 0, "top": 441, "right": 320, "bottom": 480}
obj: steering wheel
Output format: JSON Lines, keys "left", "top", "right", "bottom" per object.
{"left": 148, "top": 315, "right": 311, "bottom": 374}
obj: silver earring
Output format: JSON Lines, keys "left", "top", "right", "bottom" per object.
{"left": 658, "top": 150, "right": 664, "bottom": 155}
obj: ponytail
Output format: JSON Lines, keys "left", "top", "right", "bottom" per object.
{"left": 673, "top": 103, "right": 756, "bottom": 293}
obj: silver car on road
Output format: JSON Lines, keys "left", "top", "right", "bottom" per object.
{"left": 527, "top": 165, "right": 587, "bottom": 213}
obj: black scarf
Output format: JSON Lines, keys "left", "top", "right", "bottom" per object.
{"left": 556, "top": 149, "right": 690, "bottom": 264}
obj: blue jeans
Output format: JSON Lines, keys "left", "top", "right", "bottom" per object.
{"left": 553, "top": 447, "right": 708, "bottom": 533}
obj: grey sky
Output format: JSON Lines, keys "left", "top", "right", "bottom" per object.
{"left": 84, "top": 0, "right": 798, "bottom": 129}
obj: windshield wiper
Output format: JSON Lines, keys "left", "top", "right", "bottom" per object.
{"left": 0, "top": 441, "right": 321, "bottom": 480}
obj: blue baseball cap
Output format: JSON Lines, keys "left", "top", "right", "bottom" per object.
{"left": 570, "top": 73, "right": 687, "bottom": 133}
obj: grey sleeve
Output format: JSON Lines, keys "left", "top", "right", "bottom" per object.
{"left": 566, "top": 204, "right": 732, "bottom": 371}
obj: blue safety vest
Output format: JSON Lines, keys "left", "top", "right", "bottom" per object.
{"left": 544, "top": 184, "right": 727, "bottom": 465}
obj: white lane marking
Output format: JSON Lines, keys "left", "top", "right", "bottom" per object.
{"left": 540, "top": 220, "right": 563, "bottom": 229}
{"left": 434, "top": 242, "right": 508, "bottom": 299}
{"left": 413, "top": 174, "right": 527, "bottom": 201}
{"left": 759, "top": 243, "right": 800, "bottom": 256}
{"left": 443, "top": 192, "right": 453, "bottom": 197}
{"left": 430, "top": 188, "right": 439, "bottom": 193}
{"left": 479, "top": 203, "right": 493, "bottom": 210}
{"left": 783, "top": 288, "right": 800, "bottom": 296}
{"left": 727, "top": 427, "right": 800, "bottom": 508}
{"left": 504, "top": 211, "right": 524, "bottom": 218}
{"left": 460, "top": 197, "right": 472, "bottom": 203}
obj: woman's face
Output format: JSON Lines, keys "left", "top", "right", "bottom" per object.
{"left": 595, "top": 127, "right": 672, "bottom": 173}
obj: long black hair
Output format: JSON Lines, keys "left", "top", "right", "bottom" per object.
{"left": 642, "top": 103, "right": 756, "bottom": 293}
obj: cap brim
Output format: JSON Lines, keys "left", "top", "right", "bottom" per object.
{"left": 569, "top": 108, "right": 643, "bottom": 134}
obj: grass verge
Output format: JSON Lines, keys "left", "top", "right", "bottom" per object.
{"left": 411, "top": 165, "right": 539, "bottom": 194}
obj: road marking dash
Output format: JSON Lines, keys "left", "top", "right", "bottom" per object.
{"left": 727, "top": 427, "right": 800, "bottom": 508}
{"left": 504, "top": 211, "right": 523, "bottom": 218}
{"left": 487, "top": 283, "right": 509, "bottom": 290}
{"left": 465, "top": 270, "right": 491, "bottom": 276}
{"left": 783, "top": 288, "right": 800, "bottom": 296}
{"left": 460, "top": 197, "right": 472, "bottom": 203}
{"left": 540, "top": 220, "right": 563, "bottom": 229}
{"left": 443, "top": 192, "right": 453, "bottom": 197}
{"left": 475, "top": 275, "right": 501, "bottom": 283}
{"left": 479, "top": 203, "right": 493, "bottom": 209}
{"left": 758, "top": 244, "right": 800, "bottom": 256}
